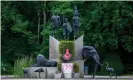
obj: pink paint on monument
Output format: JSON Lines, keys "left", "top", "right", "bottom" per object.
{"left": 63, "top": 49, "right": 72, "bottom": 61}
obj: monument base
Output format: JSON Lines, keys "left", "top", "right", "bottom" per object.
{"left": 27, "top": 67, "right": 57, "bottom": 78}
{"left": 75, "top": 60, "right": 84, "bottom": 78}
{"left": 28, "top": 67, "right": 46, "bottom": 78}
{"left": 62, "top": 63, "right": 73, "bottom": 78}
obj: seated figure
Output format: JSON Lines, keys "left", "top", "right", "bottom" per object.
{"left": 62, "top": 49, "right": 72, "bottom": 63}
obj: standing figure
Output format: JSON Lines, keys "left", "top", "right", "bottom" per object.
{"left": 62, "top": 18, "right": 72, "bottom": 39}
{"left": 73, "top": 5, "right": 79, "bottom": 39}
{"left": 51, "top": 11, "right": 61, "bottom": 38}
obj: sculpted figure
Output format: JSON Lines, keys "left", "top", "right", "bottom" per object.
{"left": 51, "top": 11, "right": 61, "bottom": 38}
{"left": 73, "top": 5, "right": 79, "bottom": 39}
{"left": 62, "top": 49, "right": 72, "bottom": 63}
{"left": 82, "top": 46, "right": 103, "bottom": 78}
{"left": 62, "top": 18, "right": 72, "bottom": 39}
{"left": 31, "top": 54, "right": 57, "bottom": 67}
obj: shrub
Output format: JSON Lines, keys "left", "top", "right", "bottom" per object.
{"left": 59, "top": 40, "right": 75, "bottom": 62}
{"left": 57, "top": 63, "right": 61, "bottom": 73}
{"left": 73, "top": 62, "right": 79, "bottom": 73}
{"left": 13, "top": 55, "right": 34, "bottom": 77}
{"left": 1, "top": 61, "right": 13, "bottom": 75}
{"left": 100, "top": 54, "right": 124, "bottom": 75}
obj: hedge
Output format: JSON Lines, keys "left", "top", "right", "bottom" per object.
{"left": 59, "top": 40, "right": 75, "bottom": 62}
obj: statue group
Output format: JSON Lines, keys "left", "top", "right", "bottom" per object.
{"left": 51, "top": 5, "right": 79, "bottom": 40}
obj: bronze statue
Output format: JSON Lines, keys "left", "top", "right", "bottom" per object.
{"left": 82, "top": 46, "right": 103, "bottom": 78}
{"left": 62, "top": 18, "right": 72, "bottom": 39}
{"left": 105, "top": 62, "right": 117, "bottom": 78}
{"left": 62, "top": 49, "right": 72, "bottom": 63}
{"left": 51, "top": 11, "right": 61, "bottom": 38}
{"left": 73, "top": 5, "right": 79, "bottom": 39}
{"left": 31, "top": 54, "right": 57, "bottom": 67}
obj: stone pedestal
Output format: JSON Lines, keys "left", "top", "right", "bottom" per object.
{"left": 74, "top": 73, "right": 80, "bottom": 78}
{"left": 75, "top": 60, "right": 84, "bottom": 78}
{"left": 27, "top": 67, "right": 46, "bottom": 78}
{"left": 74, "top": 35, "right": 83, "bottom": 60}
{"left": 27, "top": 67, "right": 57, "bottom": 78}
{"left": 62, "top": 63, "right": 73, "bottom": 78}
{"left": 49, "top": 35, "right": 60, "bottom": 62}
{"left": 54, "top": 73, "right": 62, "bottom": 78}
{"left": 46, "top": 67, "right": 58, "bottom": 78}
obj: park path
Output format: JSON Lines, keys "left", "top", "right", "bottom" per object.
{"left": 1, "top": 75, "right": 133, "bottom": 80}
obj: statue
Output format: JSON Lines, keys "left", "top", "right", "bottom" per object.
{"left": 62, "top": 49, "right": 72, "bottom": 63}
{"left": 31, "top": 54, "right": 57, "bottom": 67}
{"left": 34, "top": 68, "right": 44, "bottom": 78}
{"left": 51, "top": 11, "right": 61, "bottom": 38}
{"left": 73, "top": 5, "right": 79, "bottom": 39}
{"left": 62, "top": 18, "right": 72, "bottom": 39}
{"left": 105, "top": 62, "right": 117, "bottom": 78}
{"left": 82, "top": 46, "right": 103, "bottom": 78}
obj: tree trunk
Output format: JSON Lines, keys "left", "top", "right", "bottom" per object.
{"left": 43, "top": 11, "right": 46, "bottom": 43}
{"left": 42, "top": 2, "right": 46, "bottom": 44}
{"left": 37, "top": 11, "right": 40, "bottom": 43}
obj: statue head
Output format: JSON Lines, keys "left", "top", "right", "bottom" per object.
{"left": 64, "top": 18, "right": 68, "bottom": 23}
{"left": 65, "top": 49, "right": 70, "bottom": 56}
{"left": 63, "top": 49, "right": 71, "bottom": 61}
{"left": 74, "top": 5, "right": 78, "bottom": 11}
{"left": 74, "top": 5, "right": 79, "bottom": 16}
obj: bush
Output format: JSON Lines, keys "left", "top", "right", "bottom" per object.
{"left": 73, "top": 62, "right": 79, "bottom": 73}
{"left": 13, "top": 55, "right": 34, "bottom": 77}
{"left": 100, "top": 54, "right": 124, "bottom": 75}
{"left": 59, "top": 40, "right": 75, "bottom": 62}
{"left": 57, "top": 63, "right": 61, "bottom": 73}
{"left": 1, "top": 61, "right": 13, "bottom": 75}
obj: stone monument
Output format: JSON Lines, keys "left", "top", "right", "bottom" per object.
{"left": 49, "top": 35, "right": 84, "bottom": 78}
{"left": 49, "top": 35, "right": 60, "bottom": 62}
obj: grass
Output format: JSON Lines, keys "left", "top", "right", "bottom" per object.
{"left": 13, "top": 55, "right": 34, "bottom": 77}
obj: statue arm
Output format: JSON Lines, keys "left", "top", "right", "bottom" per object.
{"left": 72, "top": 17, "right": 75, "bottom": 27}
{"left": 58, "top": 16, "right": 61, "bottom": 25}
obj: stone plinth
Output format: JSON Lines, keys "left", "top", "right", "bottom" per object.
{"left": 75, "top": 60, "right": 84, "bottom": 78}
{"left": 74, "top": 35, "right": 83, "bottom": 60}
{"left": 46, "top": 67, "right": 58, "bottom": 78}
{"left": 49, "top": 35, "right": 60, "bottom": 62}
{"left": 27, "top": 67, "right": 57, "bottom": 78}
{"left": 62, "top": 63, "right": 73, "bottom": 78}
{"left": 27, "top": 67, "right": 46, "bottom": 78}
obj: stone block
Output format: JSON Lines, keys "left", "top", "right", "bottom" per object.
{"left": 27, "top": 67, "right": 46, "bottom": 78}
{"left": 75, "top": 60, "right": 84, "bottom": 78}
{"left": 74, "top": 35, "right": 83, "bottom": 60}
{"left": 49, "top": 35, "right": 60, "bottom": 62}
{"left": 46, "top": 67, "right": 58, "bottom": 78}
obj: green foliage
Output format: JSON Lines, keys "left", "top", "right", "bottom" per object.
{"left": 73, "top": 62, "right": 79, "bottom": 73}
{"left": 57, "top": 63, "right": 61, "bottom": 73}
{"left": 1, "top": 1, "right": 133, "bottom": 75}
{"left": 100, "top": 54, "right": 124, "bottom": 75}
{"left": 1, "top": 61, "right": 13, "bottom": 75}
{"left": 13, "top": 55, "right": 34, "bottom": 77}
{"left": 80, "top": 2, "right": 133, "bottom": 52}
{"left": 49, "top": 2, "right": 73, "bottom": 15}
{"left": 59, "top": 40, "right": 75, "bottom": 56}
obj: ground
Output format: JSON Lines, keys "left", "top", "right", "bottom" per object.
{"left": 1, "top": 75, "right": 133, "bottom": 80}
